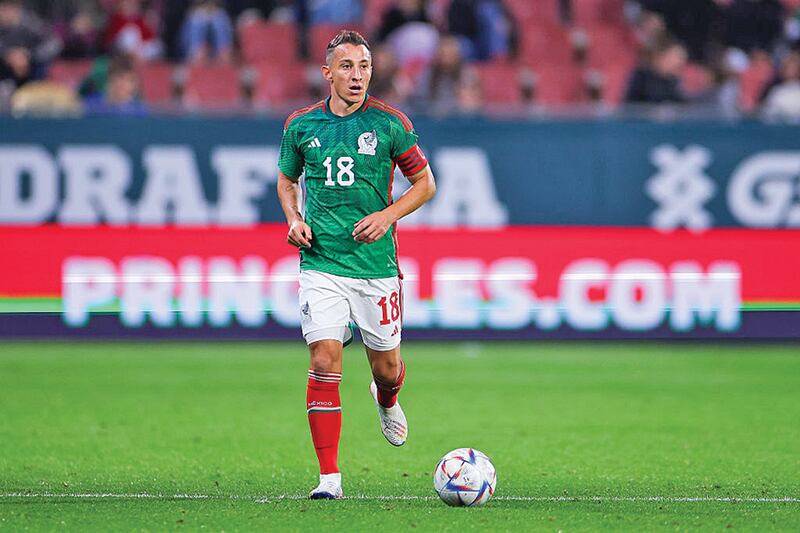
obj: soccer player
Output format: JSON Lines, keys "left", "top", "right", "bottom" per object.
{"left": 276, "top": 30, "right": 436, "bottom": 499}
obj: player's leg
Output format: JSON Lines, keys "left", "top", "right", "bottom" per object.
{"left": 366, "top": 345, "right": 405, "bottom": 408}
{"left": 306, "top": 339, "right": 344, "bottom": 499}
{"left": 366, "top": 345, "right": 408, "bottom": 446}
{"left": 349, "top": 276, "right": 407, "bottom": 446}
{"left": 299, "top": 271, "right": 351, "bottom": 499}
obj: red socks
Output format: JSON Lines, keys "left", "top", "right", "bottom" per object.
{"left": 373, "top": 360, "right": 405, "bottom": 408}
{"left": 306, "top": 362, "right": 404, "bottom": 474}
{"left": 306, "top": 369, "right": 342, "bottom": 475}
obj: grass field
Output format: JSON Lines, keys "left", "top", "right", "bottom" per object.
{"left": 1, "top": 341, "right": 799, "bottom": 531}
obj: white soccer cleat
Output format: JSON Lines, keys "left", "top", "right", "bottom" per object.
{"left": 309, "top": 473, "right": 343, "bottom": 500}
{"left": 369, "top": 381, "right": 408, "bottom": 447}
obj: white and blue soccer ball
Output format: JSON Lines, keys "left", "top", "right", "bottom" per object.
{"left": 433, "top": 448, "right": 496, "bottom": 507}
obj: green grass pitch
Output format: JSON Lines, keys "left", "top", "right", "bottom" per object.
{"left": 1, "top": 341, "right": 799, "bottom": 531}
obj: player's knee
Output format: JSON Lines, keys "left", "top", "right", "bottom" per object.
{"left": 309, "top": 341, "right": 342, "bottom": 373}
{"left": 310, "top": 354, "right": 340, "bottom": 373}
{"left": 371, "top": 355, "right": 401, "bottom": 382}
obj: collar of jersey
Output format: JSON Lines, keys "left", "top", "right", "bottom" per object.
{"left": 324, "top": 94, "right": 370, "bottom": 121}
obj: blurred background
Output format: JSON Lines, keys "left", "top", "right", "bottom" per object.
{"left": 1, "top": 0, "right": 800, "bottom": 116}
{"left": 1, "top": 0, "right": 799, "bottom": 340}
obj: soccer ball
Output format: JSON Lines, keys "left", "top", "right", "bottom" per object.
{"left": 433, "top": 448, "right": 496, "bottom": 506}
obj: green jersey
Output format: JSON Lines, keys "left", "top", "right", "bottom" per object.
{"left": 278, "top": 95, "right": 428, "bottom": 279}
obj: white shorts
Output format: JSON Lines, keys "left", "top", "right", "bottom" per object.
{"left": 298, "top": 270, "right": 402, "bottom": 351}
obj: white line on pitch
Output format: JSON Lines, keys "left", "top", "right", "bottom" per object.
{"left": 0, "top": 493, "right": 235, "bottom": 500}
{"left": 1, "top": 493, "right": 798, "bottom": 504}
{"left": 258, "top": 495, "right": 799, "bottom": 504}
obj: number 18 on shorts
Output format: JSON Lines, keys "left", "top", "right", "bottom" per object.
{"left": 299, "top": 270, "right": 402, "bottom": 351}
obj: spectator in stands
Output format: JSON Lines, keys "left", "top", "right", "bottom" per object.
{"left": 83, "top": 53, "right": 148, "bottom": 114}
{"left": 705, "top": 47, "right": 748, "bottom": 119}
{"left": 295, "top": 0, "right": 362, "bottom": 59}
{"left": 22, "top": 0, "right": 107, "bottom": 23}
{"left": 377, "top": 0, "right": 430, "bottom": 42}
{"left": 633, "top": 0, "right": 722, "bottom": 62}
{"left": 446, "top": 0, "right": 517, "bottom": 61}
{"left": 102, "top": 0, "right": 162, "bottom": 60}
{"left": 786, "top": 6, "right": 800, "bottom": 51}
{"left": 630, "top": 9, "right": 668, "bottom": 58}
{"left": 762, "top": 51, "right": 800, "bottom": 121}
{"left": 0, "top": 44, "right": 32, "bottom": 90}
{"left": 161, "top": 0, "right": 192, "bottom": 60}
{"left": 180, "top": 0, "right": 233, "bottom": 63}
{"left": 414, "top": 34, "right": 480, "bottom": 114}
{"left": 559, "top": 0, "right": 573, "bottom": 25}
{"left": 625, "top": 39, "right": 688, "bottom": 104}
{"left": 299, "top": 0, "right": 363, "bottom": 25}
{"left": 76, "top": 54, "right": 109, "bottom": 97}
{"left": 375, "top": 0, "right": 438, "bottom": 66}
{"left": 0, "top": 0, "right": 61, "bottom": 84}
{"left": 59, "top": 8, "right": 101, "bottom": 59}
{"left": 10, "top": 79, "right": 82, "bottom": 115}
{"left": 722, "top": 0, "right": 784, "bottom": 55}
{"left": 368, "top": 43, "right": 412, "bottom": 103}
{"left": 227, "top": 0, "right": 294, "bottom": 24}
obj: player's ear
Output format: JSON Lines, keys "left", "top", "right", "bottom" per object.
{"left": 321, "top": 64, "right": 332, "bottom": 83}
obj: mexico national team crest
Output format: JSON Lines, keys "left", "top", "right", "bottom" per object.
{"left": 358, "top": 130, "right": 378, "bottom": 156}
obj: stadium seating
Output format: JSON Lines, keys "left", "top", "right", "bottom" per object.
{"left": 37, "top": 0, "right": 799, "bottom": 116}
{"left": 504, "top": 0, "right": 560, "bottom": 26}
{"left": 252, "top": 62, "right": 314, "bottom": 109}
{"left": 476, "top": 61, "right": 521, "bottom": 104}
{"left": 183, "top": 64, "right": 242, "bottom": 108}
{"left": 47, "top": 59, "right": 93, "bottom": 90}
{"left": 681, "top": 63, "right": 715, "bottom": 97}
{"left": 572, "top": 0, "right": 626, "bottom": 28}
{"left": 738, "top": 54, "right": 775, "bottom": 113}
{"left": 239, "top": 21, "right": 298, "bottom": 65}
{"left": 137, "top": 62, "right": 175, "bottom": 105}
{"left": 519, "top": 23, "right": 574, "bottom": 66}
{"left": 595, "top": 64, "right": 631, "bottom": 106}
{"left": 531, "top": 64, "right": 586, "bottom": 105}
{"left": 585, "top": 26, "right": 637, "bottom": 69}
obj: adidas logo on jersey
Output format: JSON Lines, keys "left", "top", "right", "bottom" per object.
{"left": 307, "top": 138, "right": 321, "bottom": 149}
{"left": 391, "top": 325, "right": 399, "bottom": 336}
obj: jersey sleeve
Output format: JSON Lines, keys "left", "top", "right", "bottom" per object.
{"left": 389, "top": 118, "right": 428, "bottom": 177}
{"left": 278, "top": 122, "right": 304, "bottom": 179}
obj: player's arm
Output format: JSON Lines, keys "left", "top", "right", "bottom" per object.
{"left": 352, "top": 164, "right": 436, "bottom": 244}
{"left": 277, "top": 170, "right": 312, "bottom": 248}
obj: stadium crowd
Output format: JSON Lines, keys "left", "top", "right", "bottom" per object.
{"left": 1, "top": 0, "right": 799, "bottom": 119}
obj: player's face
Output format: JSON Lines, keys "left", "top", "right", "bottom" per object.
{"left": 323, "top": 43, "right": 372, "bottom": 105}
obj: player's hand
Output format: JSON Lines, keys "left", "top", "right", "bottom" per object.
{"left": 287, "top": 219, "right": 312, "bottom": 248}
{"left": 352, "top": 211, "right": 392, "bottom": 244}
